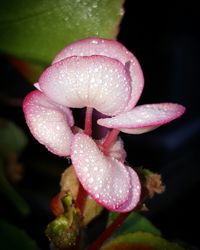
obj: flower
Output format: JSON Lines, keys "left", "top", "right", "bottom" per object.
{"left": 23, "top": 37, "right": 185, "bottom": 212}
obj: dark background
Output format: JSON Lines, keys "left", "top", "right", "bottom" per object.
{"left": 119, "top": 1, "right": 200, "bottom": 248}
{"left": 0, "top": 0, "right": 199, "bottom": 249}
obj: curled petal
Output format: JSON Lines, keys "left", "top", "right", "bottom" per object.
{"left": 39, "top": 55, "right": 131, "bottom": 116}
{"left": 23, "top": 90, "right": 74, "bottom": 156}
{"left": 53, "top": 37, "right": 144, "bottom": 110}
{"left": 98, "top": 103, "right": 185, "bottom": 134}
{"left": 71, "top": 133, "right": 131, "bottom": 210}
{"left": 112, "top": 167, "right": 141, "bottom": 212}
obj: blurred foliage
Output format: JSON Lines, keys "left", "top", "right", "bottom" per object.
{"left": 0, "top": 118, "right": 30, "bottom": 215}
{"left": 101, "top": 232, "right": 186, "bottom": 250}
{"left": 0, "top": 0, "right": 124, "bottom": 65}
{"left": 0, "top": 219, "right": 40, "bottom": 250}
{"left": 108, "top": 212, "right": 161, "bottom": 238}
{"left": 0, "top": 118, "right": 27, "bottom": 158}
{"left": 0, "top": 159, "right": 30, "bottom": 215}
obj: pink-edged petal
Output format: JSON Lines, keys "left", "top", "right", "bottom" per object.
{"left": 98, "top": 103, "right": 185, "bottom": 134}
{"left": 39, "top": 55, "right": 131, "bottom": 116}
{"left": 53, "top": 37, "right": 144, "bottom": 109}
{"left": 23, "top": 90, "right": 74, "bottom": 156}
{"left": 124, "top": 60, "right": 144, "bottom": 111}
{"left": 112, "top": 167, "right": 141, "bottom": 212}
{"left": 53, "top": 37, "right": 144, "bottom": 111}
{"left": 71, "top": 133, "right": 131, "bottom": 210}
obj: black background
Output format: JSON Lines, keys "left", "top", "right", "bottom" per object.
{"left": 119, "top": 1, "right": 200, "bottom": 248}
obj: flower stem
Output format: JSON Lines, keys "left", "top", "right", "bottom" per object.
{"left": 84, "top": 107, "right": 93, "bottom": 136}
{"left": 102, "top": 128, "right": 120, "bottom": 153}
{"left": 75, "top": 183, "right": 87, "bottom": 214}
{"left": 87, "top": 212, "right": 130, "bottom": 250}
{"left": 75, "top": 107, "right": 93, "bottom": 214}
{"left": 87, "top": 168, "right": 161, "bottom": 249}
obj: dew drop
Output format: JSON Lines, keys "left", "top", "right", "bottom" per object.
{"left": 88, "top": 177, "right": 94, "bottom": 184}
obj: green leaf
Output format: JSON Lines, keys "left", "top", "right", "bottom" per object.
{"left": 101, "top": 232, "right": 186, "bottom": 250}
{"left": 0, "top": 118, "right": 27, "bottom": 158}
{"left": 0, "top": 0, "right": 124, "bottom": 65}
{"left": 108, "top": 212, "right": 161, "bottom": 238}
{"left": 0, "top": 219, "right": 40, "bottom": 250}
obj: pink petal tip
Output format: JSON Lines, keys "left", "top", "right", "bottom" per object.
{"left": 98, "top": 103, "right": 185, "bottom": 134}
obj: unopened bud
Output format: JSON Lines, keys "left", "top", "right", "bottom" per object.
{"left": 46, "top": 194, "right": 80, "bottom": 249}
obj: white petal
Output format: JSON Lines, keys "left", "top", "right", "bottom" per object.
{"left": 71, "top": 133, "right": 131, "bottom": 210}
{"left": 53, "top": 37, "right": 144, "bottom": 109}
{"left": 39, "top": 55, "right": 131, "bottom": 116}
{"left": 23, "top": 90, "right": 74, "bottom": 156}
{"left": 98, "top": 103, "right": 185, "bottom": 134}
{"left": 112, "top": 167, "right": 141, "bottom": 212}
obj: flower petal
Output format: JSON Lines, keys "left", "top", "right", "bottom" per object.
{"left": 23, "top": 90, "right": 74, "bottom": 156}
{"left": 39, "top": 55, "right": 131, "bottom": 116}
{"left": 98, "top": 103, "right": 185, "bottom": 134}
{"left": 71, "top": 133, "right": 131, "bottom": 210}
{"left": 53, "top": 37, "right": 144, "bottom": 109}
{"left": 112, "top": 167, "right": 141, "bottom": 212}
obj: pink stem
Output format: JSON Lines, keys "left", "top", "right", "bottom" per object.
{"left": 87, "top": 213, "right": 130, "bottom": 250}
{"left": 102, "top": 128, "right": 120, "bottom": 153}
{"left": 84, "top": 107, "right": 93, "bottom": 136}
{"left": 76, "top": 107, "right": 93, "bottom": 213}
{"left": 75, "top": 183, "right": 87, "bottom": 214}
{"left": 87, "top": 183, "right": 149, "bottom": 250}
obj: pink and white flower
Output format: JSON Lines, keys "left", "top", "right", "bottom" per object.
{"left": 23, "top": 37, "right": 185, "bottom": 212}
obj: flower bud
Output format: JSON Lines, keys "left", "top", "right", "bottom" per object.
{"left": 46, "top": 194, "right": 80, "bottom": 249}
